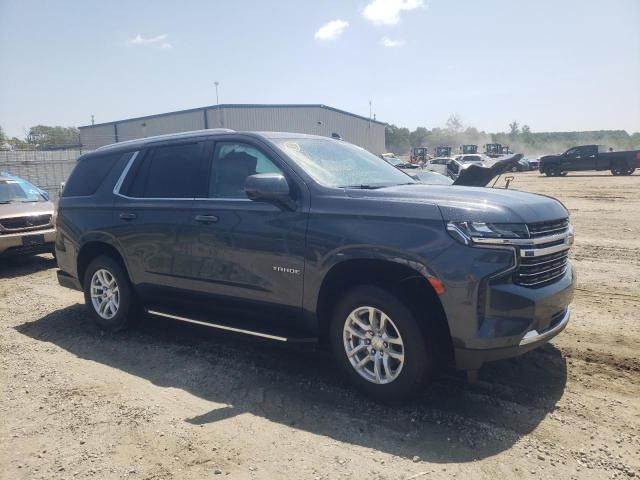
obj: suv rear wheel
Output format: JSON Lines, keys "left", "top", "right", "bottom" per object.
{"left": 83, "top": 255, "right": 136, "bottom": 331}
{"left": 330, "top": 285, "right": 431, "bottom": 402}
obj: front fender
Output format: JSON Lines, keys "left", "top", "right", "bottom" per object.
{"left": 315, "top": 244, "right": 441, "bottom": 280}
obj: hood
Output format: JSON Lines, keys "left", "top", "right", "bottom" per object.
{"left": 346, "top": 183, "right": 568, "bottom": 224}
{"left": 0, "top": 200, "right": 55, "bottom": 218}
{"left": 453, "top": 154, "right": 524, "bottom": 186}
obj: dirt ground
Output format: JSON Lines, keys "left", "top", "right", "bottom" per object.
{"left": 1, "top": 171, "right": 639, "bottom": 480}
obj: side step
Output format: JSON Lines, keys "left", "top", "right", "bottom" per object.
{"left": 146, "top": 309, "right": 318, "bottom": 343}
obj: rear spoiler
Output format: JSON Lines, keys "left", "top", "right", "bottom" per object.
{"left": 452, "top": 154, "right": 524, "bottom": 187}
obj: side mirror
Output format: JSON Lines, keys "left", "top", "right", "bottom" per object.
{"left": 244, "top": 173, "right": 294, "bottom": 209}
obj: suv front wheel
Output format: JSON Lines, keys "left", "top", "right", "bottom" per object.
{"left": 330, "top": 285, "right": 431, "bottom": 402}
{"left": 83, "top": 255, "right": 136, "bottom": 331}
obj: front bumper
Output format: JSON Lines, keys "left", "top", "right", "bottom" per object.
{"left": 454, "top": 307, "right": 570, "bottom": 370}
{"left": 0, "top": 228, "right": 56, "bottom": 256}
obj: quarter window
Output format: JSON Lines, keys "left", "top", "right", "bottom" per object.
{"left": 209, "top": 142, "right": 283, "bottom": 198}
{"left": 63, "top": 152, "right": 124, "bottom": 197}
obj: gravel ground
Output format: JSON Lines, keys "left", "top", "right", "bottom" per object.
{"left": 1, "top": 171, "right": 639, "bottom": 480}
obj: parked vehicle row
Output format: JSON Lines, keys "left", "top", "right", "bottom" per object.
{"left": 52, "top": 129, "right": 575, "bottom": 401}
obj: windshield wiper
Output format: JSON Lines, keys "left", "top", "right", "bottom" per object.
{"left": 339, "top": 184, "right": 383, "bottom": 189}
{"left": 0, "top": 200, "right": 15, "bottom": 204}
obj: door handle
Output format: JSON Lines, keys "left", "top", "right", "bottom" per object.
{"left": 119, "top": 213, "right": 137, "bottom": 221}
{"left": 195, "top": 214, "right": 219, "bottom": 224}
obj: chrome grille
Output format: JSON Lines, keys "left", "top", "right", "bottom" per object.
{"left": 527, "top": 218, "right": 569, "bottom": 238}
{"left": 512, "top": 218, "right": 572, "bottom": 288}
{"left": 0, "top": 214, "right": 52, "bottom": 233}
{"left": 515, "top": 249, "right": 569, "bottom": 287}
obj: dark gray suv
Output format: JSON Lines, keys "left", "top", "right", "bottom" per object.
{"left": 56, "top": 129, "right": 575, "bottom": 401}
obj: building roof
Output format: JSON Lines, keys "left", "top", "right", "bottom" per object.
{"left": 79, "top": 103, "right": 387, "bottom": 129}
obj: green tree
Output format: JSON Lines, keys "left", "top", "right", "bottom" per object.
{"left": 509, "top": 121, "right": 520, "bottom": 138}
{"left": 385, "top": 125, "right": 411, "bottom": 154}
{"left": 8, "top": 137, "right": 28, "bottom": 149}
{"left": 409, "top": 127, "right": 429, "bottom": 147}
{"left": 0, "top": 125, "right": 6, "bottom": 145}
{"left": 26, "top": 125, "right": 80, "bottom": 149}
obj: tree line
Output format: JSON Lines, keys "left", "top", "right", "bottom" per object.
{"left": 385, "top": 115, "right": 640, "bottom": 156}
{"left": 0, "top": 125, "right": 80, "bottom": 150}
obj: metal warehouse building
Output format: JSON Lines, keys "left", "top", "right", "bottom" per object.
{"left": 79, "top": 104, "right": 386, "bottom": 153}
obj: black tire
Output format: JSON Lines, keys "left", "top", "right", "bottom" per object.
{"left": 624, "top": 167, "right": 635, "bottom": 176}
{"left": 544, "top": 165, "right": 559, "bottom": 177}
{"left": 559, "top": 171, "right": 568, "bottom": 176}
{"left": 83, "top": 255, "right": 136, "bottom": 331}
{"left": 611, "top": 161, "right": 628, "bottom": 176}
{"left": 330, "top": 285, "right": 431, "bottom": 402}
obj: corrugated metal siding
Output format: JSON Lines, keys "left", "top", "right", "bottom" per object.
{"left": 80, "top": 105, "right": 385, "bottom": 153}
{"left": 79, "top": 124, "right": 115, "bottom": 150}
{"left": 207, "top": 106, "right": 385, "bottom": 153}
{"left": 206, "top": 106, "right": 322, "bottom": 135}
{"left": 314, "top": 107, "right": 386, "bottom": 154}
{"left": 116, "top": 110, "right": 205, "bottom": 142}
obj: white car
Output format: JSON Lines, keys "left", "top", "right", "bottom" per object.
{"left": 424, "top": 157, "right": 452, "bottom": 175}
{"left": 456, "top": 154, "right": 492, "bottom": 163}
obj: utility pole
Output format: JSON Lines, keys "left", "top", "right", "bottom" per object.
{"left": 91, "top": 115, "right": 95, "bottom": 126}
{"left": 369, "top": 100, "right": 372, "bottom": 128}
{"left": 214, "top": 81, "right": 223, "bottom": 127}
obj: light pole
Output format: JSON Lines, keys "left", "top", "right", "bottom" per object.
{"left": 214, "top": 81, "right": 220, "bottom": 104}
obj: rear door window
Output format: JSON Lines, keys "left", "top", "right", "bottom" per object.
{"left": 123, "top": 142, "right": 205, "bottom": 198}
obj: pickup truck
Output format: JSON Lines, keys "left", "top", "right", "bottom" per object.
{"left": 539, "top": 145, "right": 640, "bottom": 177}
{"left": 55, "top": 130, "right": 575, "bottom": 401}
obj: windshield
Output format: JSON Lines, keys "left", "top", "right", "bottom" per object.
{"left": 273, "top": 138, "right": 415, "bottom": 188}
{"left": 0, "top": 178, "right": 46, "bottom": 203}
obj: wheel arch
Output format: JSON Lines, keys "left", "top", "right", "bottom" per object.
{"left": 316, "top": 258, "right": 454, "bottom": 366}
{"left": 77, "top": 239, "right": 129, "bottom": 286}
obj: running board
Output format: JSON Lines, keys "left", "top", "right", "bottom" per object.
{"left": 145, "top": 309, "right": 317, "bottom": 343}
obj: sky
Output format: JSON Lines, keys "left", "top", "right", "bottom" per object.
{"left": 1, "top": 0, "right": 639, "bottom": 138}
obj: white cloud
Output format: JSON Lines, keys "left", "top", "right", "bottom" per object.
{"left": 160, "top": 42, "right": 173, "bottom": 49}
{"left": 363, "top": 0, "right": 424, "bottom": 25}
{"left": 314, "top": 19, "right": 349, "bottom": 40}
{"left": 381, "top": 37, "right": 406, "bottom": 47}
{"left": 129, "top": 33, "right": 169, "bottom": 45}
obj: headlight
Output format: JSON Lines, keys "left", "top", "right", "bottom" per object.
{"left": 446, "top": 221, "right": 529, "bottom": 245}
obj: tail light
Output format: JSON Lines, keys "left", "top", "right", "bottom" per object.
{"left": 635, "top": 152, "right": 640, "bottom": 161}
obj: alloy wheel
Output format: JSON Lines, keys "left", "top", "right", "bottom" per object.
{"left": 90, "top": 269, "right": 120, "bottom": 320}
{"left": 342, "top": 306, "right": 405, "bottom": 384}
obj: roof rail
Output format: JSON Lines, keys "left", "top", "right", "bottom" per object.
{"left": 96, "top": 128, "right": 236, "bottom": 151}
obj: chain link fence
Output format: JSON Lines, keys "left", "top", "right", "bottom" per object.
{"left": 0, "top": 149, "right": 84, "bottom": 203}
